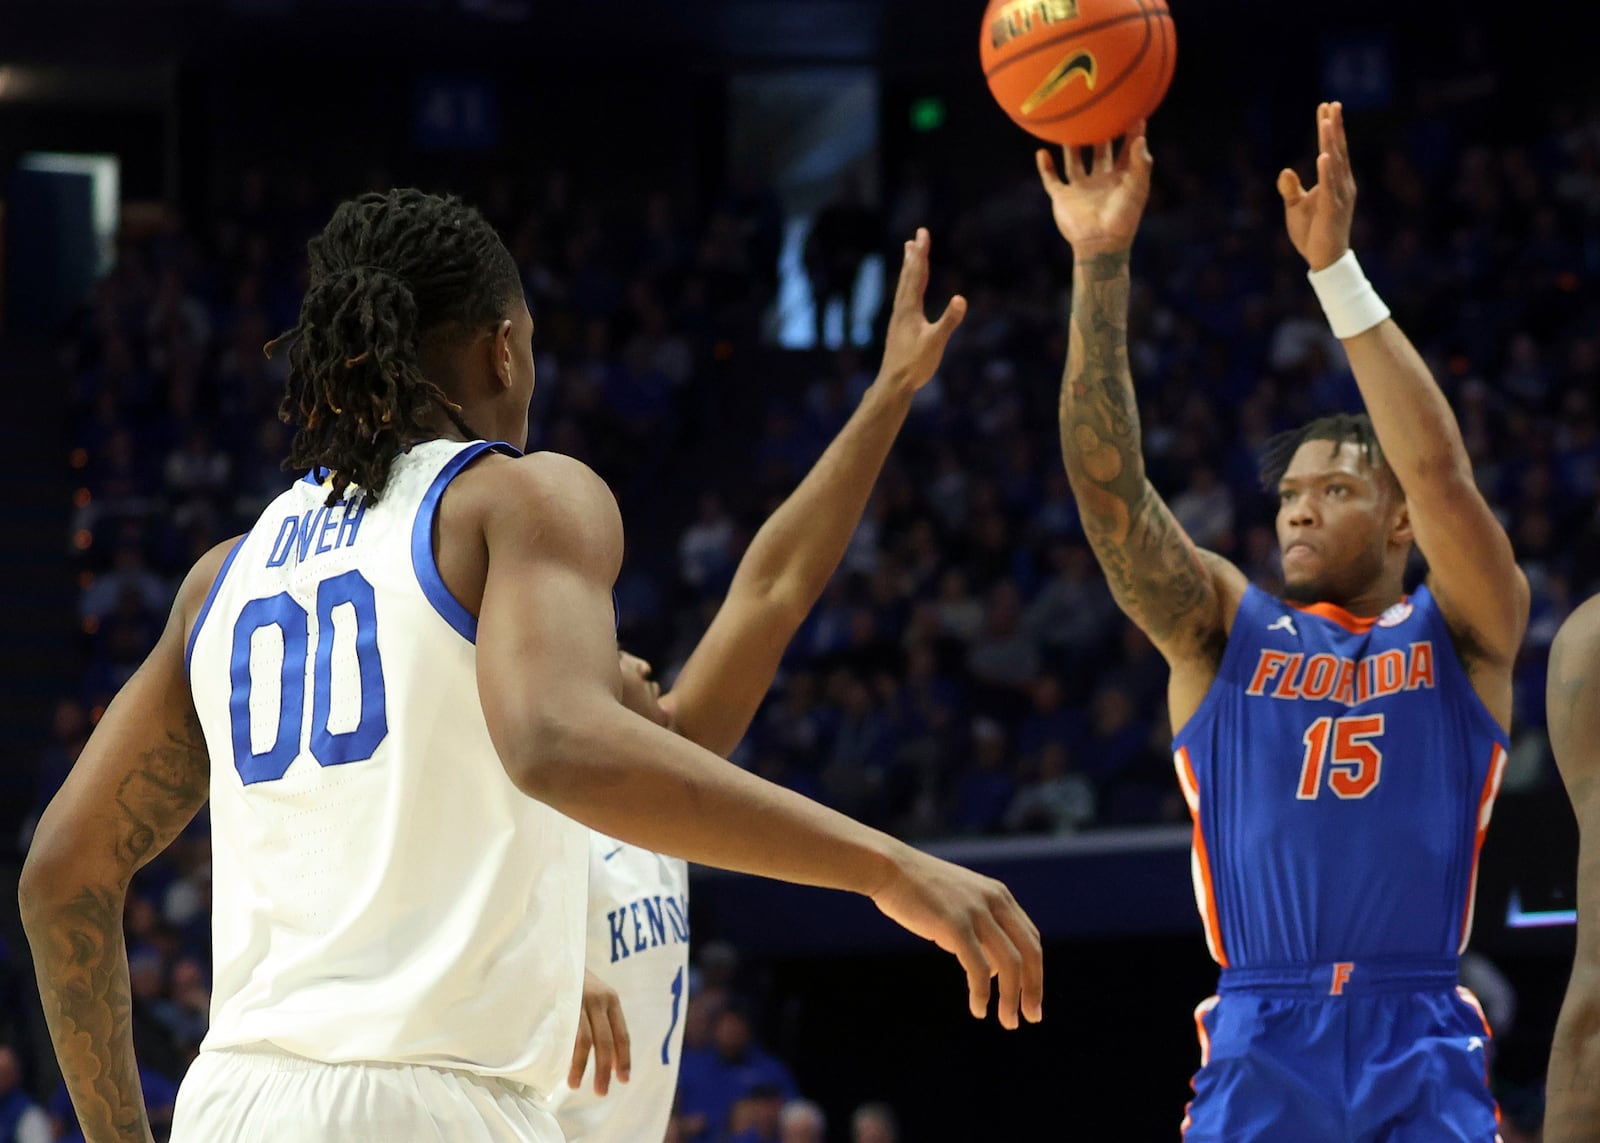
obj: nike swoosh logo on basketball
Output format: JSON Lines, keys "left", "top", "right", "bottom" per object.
{"left": 1020, "top": 50, "right": 1097, "bottom": 115}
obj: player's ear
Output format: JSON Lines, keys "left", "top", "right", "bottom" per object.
{"left": 1388, "top": 486, "right": 1414, "bottom": 549}
{"left": 491, "top": 318, "right": 515, "bottom": 392}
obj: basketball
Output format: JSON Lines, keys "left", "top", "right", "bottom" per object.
{"left": 980, "top": 0, "right": 1177, "bottom": 147}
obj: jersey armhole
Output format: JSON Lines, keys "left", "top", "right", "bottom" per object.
{"left": 184, "top": 534, "right": 249, "bottom": 678}
{"left": 410, "top": 440, "right": 522, "bottom": 644}
{"left": 1416, "top": 585, "right": 1511, "bottom": 748}
{"left": 1172, "top": 584, "right": 1267, "bottom": 744}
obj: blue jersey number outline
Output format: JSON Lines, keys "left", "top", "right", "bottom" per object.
{"left": 662, "top": 965, "right": 685, "bottom": 1066}
{"left": 229, "top": 570, "right": 389, "bottom": 784}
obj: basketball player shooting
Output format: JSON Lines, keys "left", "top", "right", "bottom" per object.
{"left": 18, "top": 193, "right": 1040, "bottom": 1143}
{"left": 1545, "top": 595, "right": 1600, "bottom": 1143}
{"left": 554, "top": 228, "right": 964, "bottom": 1143}
{"left": 1038, "top": 103, "right": 1528, "bottom": 1139}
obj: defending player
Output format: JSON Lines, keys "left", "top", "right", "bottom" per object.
{"left": 555, "top": 228, "right": 959, "bottom": 1143}
{"left": 1038, "top": 103, "right": 1527, "bottom": 1139}
{"left": 18, "top": 192, "right": 1042, "bottom": 1143}
{"left": 1546, "top": 595, "right": 1600, "bottom": 1143}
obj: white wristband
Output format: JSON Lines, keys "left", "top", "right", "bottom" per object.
{"left": 1307, "top": 249, "right": 1391, "bottom": 340}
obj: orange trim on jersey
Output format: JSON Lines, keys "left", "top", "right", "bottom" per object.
{"left": 1287, "top": 596, "right": 1407, "bottom": 634}
{"left": 1459, "top": 744, "right": 1509, "bottom": 951}
{"left": 1177, "top": 747, "right": 1229, "bottom": 967}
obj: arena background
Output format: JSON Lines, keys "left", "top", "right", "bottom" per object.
{"left": 0, "top": 0, "right": 1589, "bottom": 1138}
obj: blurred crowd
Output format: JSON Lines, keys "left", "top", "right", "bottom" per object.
{"left": 6, "top": 48, "right": 1596, "bottom": 1142}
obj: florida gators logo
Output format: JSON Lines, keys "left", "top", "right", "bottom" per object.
{"left": 1377, "top": 601, "right": 1414, "bottom": 628}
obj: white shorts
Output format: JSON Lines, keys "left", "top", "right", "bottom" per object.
{"left": 170, "top": 1046, "right": 563, "bottom": 1143}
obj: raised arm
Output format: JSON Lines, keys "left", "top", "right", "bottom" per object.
{"left": 18, "top": 541, "right": 234, "bottom": 1143}
{"left": 1547, "top": 596, "right": 1600, "bottom": 1143}
{"left": 474, "top": 453, "right": 1041, "bottom": 1028}
{"left": 1037, "top": 124, "right": 1243, "bottom": 708}
{"left": 664, "top": 228, "right": 963, "bottom": 755}
{"left": 1278, "top": 102, "right": 1528, "bottom": 687}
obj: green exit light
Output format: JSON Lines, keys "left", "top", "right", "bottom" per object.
{"left": 910, "top": 96, "right": 946, "bottom": 132}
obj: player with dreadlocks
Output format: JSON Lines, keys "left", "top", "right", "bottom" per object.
{"left": 20, "top": 189, "right": 1042, "bottom": 1143}
{"left": 1039, "top": 104, "right": 1528, "bottom": 1138}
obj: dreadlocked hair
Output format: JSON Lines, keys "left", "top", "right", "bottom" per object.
{"left": 1258, "top": 412, "right": 1394, "bottom": 494}
{"left": 267, "top": 188, "right": 522, "bottom": 505}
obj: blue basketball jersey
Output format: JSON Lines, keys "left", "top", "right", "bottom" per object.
{"left": 1171, "top": 584, "right": 1508, "bottom": 969}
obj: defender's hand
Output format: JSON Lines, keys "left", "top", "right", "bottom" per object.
{"left": 1278, "top": 101, "right": 1357, "bottom": 271}
{"left": 568, "top": 969, "right": 632, "bottom": 1095}
{"left": 876, "top": 228, "right": 967, "bottom": 396}
{"left": 1036, "top": 119, "right": 1153, "bottom": 258}
{"left": 870, "top": 847, "right": 1044, "bottom": 1029}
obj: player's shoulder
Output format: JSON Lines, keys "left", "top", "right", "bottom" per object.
{"left": 177, "top": 535, "right": 247, "bottom": 616}
{"left": 464, "top": 449, "right": 623, "bottom": 562}
{"left": 455, "top": 448, "right": 615, "bottom": 515}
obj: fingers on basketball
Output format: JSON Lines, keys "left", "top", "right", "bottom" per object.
{"left": 1035, "top": 148, "right": 1064, "bottom": 191}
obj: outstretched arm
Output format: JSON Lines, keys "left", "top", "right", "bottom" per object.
{"left": 665, "top": 228, "right": 964, "bottom": 755}
{"left": 18, "top": 541, "right": 233, "bottom": 1143}
{"left": 1278, "top": 102, "right": 1527, "bottom": 695}
{"left": 1038, "top": 126, "right": 1243, "bottom": 688}
{"left": 476, "top": 453, "right": 1041, "bottom": 1028}
{"left": 1547, "top": 596, "right": 1600, "bottom": 1143}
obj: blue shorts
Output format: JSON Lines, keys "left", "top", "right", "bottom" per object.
{"left": 1182, "top": 958, "right": 1501, "bottom": 1143}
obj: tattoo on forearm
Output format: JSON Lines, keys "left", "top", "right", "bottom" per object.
{"left": 32, "top": 708, "right": 209, "bottom": 1143}
{"left": 1058, "top": 251, "right": 1215, "bottom": 649}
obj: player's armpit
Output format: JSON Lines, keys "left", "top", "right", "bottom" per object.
{"left": 1057, "top": 248, "right": 1240, "bottom": 667}
{"left": 19, "top": 540, "right": 230, "bottom": 1143}
{"left": 1546, "top": 597, "right": 1600, "bottom": 1143}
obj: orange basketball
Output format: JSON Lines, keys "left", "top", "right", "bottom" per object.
{"left": 980, "top": 0, "right": 1176, "bottom": 147}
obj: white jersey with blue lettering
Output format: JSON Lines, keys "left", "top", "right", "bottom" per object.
{"left": 185, "top": 438, "right": 588, "bottom": 1100}
{"left": 550, "top": 833, "right": 690, "bottom": 1143}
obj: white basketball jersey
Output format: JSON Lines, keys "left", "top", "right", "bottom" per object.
{"left": 186, "top": 439, "right": 588, "bottom": 1099}
{"left": 551, "top": 834, "right": 690, "bottom": 1143}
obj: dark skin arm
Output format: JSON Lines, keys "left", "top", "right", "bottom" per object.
{"left": 1037, "top": 123, "right": 1247, "bottom": 729}
{"left": 1278, "top": 102, "right": 1527, "bottom": 726}
{"left": 18, "top": 540, "right": 235, "bottom": 1143}
{"left": 570, "top": 230, "right": 966, "bottom": 1096}
{"left": 664, "top": 228, "right": 963, "bottom": 754}
{"left": 1546, "top": 595, "right": 1600, "bottom": 1143}
{"left": 469, "top": 451, "right": 1042, "bottom": 1028}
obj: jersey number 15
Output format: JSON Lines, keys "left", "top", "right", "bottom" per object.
{"left": 1296, "top": 714, "right": 1384, "bottom": 800}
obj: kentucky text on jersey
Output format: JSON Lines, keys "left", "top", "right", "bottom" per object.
{"left": 265, "top": 497, "right": 368, "bottom": 568}
{"left": 1245, "top": 643, "right": 1436, "bottom": 704}
{"left": 607, "top": 894, "right": 690, "bottom": 965}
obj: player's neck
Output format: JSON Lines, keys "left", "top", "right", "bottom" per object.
{"left": 1294, "top": 581, "right": 1406, "bottom": 620}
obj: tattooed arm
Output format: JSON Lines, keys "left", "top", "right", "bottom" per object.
{"left": 18, "top": 540, "right": 233, "bottom": 1143}
{"left": 1547, "top": 596, "right": 1600, "bottom": 1143}
{"left": 1036, "top": 125, "right": 1245, "bottom": 723}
